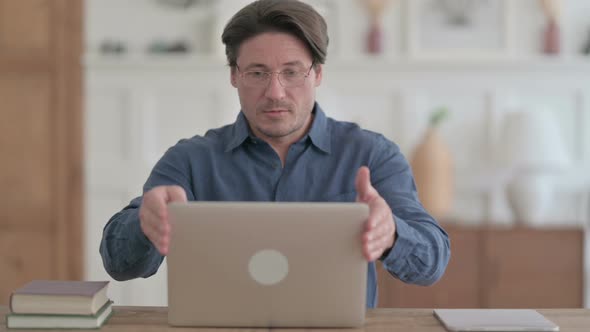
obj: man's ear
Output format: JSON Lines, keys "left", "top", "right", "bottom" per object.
{"left": 230, "top": 66, "right": 238, "bottom": 88}
{"left": 313, "top": 64, "right": 323, "bottom": 87}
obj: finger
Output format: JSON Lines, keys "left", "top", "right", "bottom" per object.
{"left": 364, "top": 222, "right": 394, "bottom": 252}
{"left": 145, "top": 208, "right": 171, "bottom": 235}
{"left": 367, "top": 249, "right": 383, "bottom": 262}
{"left": 141, "top": 207, "right": 170, "bottom": 236}
{"left": 146, "top": 223, "right": 169, "bottom": 255}
{"left": 367, "top": 218, "right": 393, "bottom": 240}
{"left": 139, "top": 207, "right": 158, "bottom": 236}
{"left": 143, "top": 191, "right": 169, "bottom": 220}
{"left": 362, "top": 242, "right": 373, "bottom": 261}
{"left": 141, "top": 220, "right": 162, "bottom": 251}
{"left": 364, "top": 237, "right": 388, "bottom": 261}
{"left": 355, "top": 166, "right": 378, "bottom": 203}
{"left": 140, "top": 208, "right": 171, "bottom": 252}
{"left": 364, "top": 215, "right": 379, "bottom": 232}
{"left": 158, "top": 237, "right": 170, "bottom": 256}
{"left": 165, "top": 185, "right": 187, "bottom": 203}
{"left": 363, "top": 232, "right": 385, "bottom": 252}
{"left": 363, "top": 231, "right": 383, "bottom": 251}
{"left": 363, "top": 228, "right": 383, "bottom": 245}
{"left": 142, "top": 220, "right": 164, "bottom": 251}
{"left": 363, "top": 242, "right": 382, "bottom": 262}
{"left": 364, "top": 209, "right": 390, "bottom": 232}
{"left": 363, "top": 219, "right": 383, "bottom": 243}
{"left": 365, "top": 224, "right": 394, "bottom": 251}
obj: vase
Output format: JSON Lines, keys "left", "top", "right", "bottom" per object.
{"left": 367, "top": 20, "right": 383, "bottom": 54}
{"left": 410, "top": 128, "right": 454, "bottom": 221}
{"left": 543, "top": 19, "right": 560, "bottom": 55}
{"left": 506, "top": 172, "right": 553, "bottom": 225}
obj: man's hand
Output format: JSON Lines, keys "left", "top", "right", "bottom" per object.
{"left": 355, "top": 166, "right": 396, "bottom": 262}
{"left": 139, "top": 185, "right": 187, "bottom": 255}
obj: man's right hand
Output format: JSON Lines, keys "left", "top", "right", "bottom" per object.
{"left": 139, "top": 185, "right": 187, "bottom": 255}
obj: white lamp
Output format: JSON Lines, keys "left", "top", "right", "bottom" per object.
{"left": 497, "top": 110, "right": 571, "bottom": 225}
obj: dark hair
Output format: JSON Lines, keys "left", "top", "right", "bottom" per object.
{"left": 221, "top": 0, "right": 328, "bottom": 67}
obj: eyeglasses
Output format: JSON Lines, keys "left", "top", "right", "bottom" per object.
{"left": 236, "top": 63, "right": 314, "bottom": 88}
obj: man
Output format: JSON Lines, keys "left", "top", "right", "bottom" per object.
{"left": 100, "top": 0, "right": 450, "bottom": 308}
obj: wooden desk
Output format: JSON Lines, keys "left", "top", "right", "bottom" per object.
{"left": 1, "top": 306, "right": 589, "bottom": 331}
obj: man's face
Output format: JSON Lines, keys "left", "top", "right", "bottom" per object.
{"left": 231, "top": 32, "right": 323, "bottom": 142}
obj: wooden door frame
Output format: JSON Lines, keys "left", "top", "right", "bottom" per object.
{"left": 53, "top": 0, "right": 84, "bottom": 280}
{"left": 0, "top": 0, "right": 83, "bottom": 303}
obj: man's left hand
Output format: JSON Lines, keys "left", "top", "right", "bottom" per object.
{"left": 355, "top": 166, "right": 396, "bottom": 262}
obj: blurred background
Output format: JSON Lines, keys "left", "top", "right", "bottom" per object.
{"left": 1, "top": 0, "right": 590, "bottom": 309}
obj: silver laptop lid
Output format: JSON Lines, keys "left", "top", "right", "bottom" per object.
{"left": 167, "top": 202, "right": 369, "bottom": 328}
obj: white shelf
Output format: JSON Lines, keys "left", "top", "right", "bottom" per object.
{"left": 84, "top": 52, "right": 590, "bottom": 72}
{"left": 327, "top": 55, "right": 590, "bottom": 72}
{"left": 83, "top": 53, "right": 228, "bottom": 70}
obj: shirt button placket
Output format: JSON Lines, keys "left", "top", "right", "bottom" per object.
{"left": 273, "top": 163, "right": 286, "bottom": 201}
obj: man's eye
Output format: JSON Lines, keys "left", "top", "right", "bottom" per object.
{"left": 248, "top": 71, "right": 266, "bottom": 78}
{"left": 283, "top": 70, "right": 298, "bottom": 78}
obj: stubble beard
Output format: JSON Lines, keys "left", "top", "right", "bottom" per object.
{"left": 255, "top": 100, "right": 302, "bottom": 139}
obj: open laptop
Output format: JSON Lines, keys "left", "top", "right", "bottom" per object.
{"left": 434, "top": 309, "right": 560, "bottom": 332}
{"left": 166, "top": 201, "right": 369, "bottom": 328}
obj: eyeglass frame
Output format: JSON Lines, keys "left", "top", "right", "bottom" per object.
{"left": 234, "top": 62, "right": 316, "bottom": 88}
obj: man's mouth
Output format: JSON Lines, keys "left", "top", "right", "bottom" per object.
{"left": 262, "top": 109, "right": 290, "bottom": 116}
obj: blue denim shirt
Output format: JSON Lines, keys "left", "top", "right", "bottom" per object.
{"left": 100, "top": 103, "right": 450, "bottom": 308}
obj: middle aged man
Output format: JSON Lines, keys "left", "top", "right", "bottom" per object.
{"left": 100, "top": 0, "right": 451, "bottom": 308}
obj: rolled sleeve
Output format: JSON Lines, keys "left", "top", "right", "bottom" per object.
{"left": 99, "top": 197, "right": 164, "bottom": 281}
{"left": 381, "top": 214, "right": 450, "bottom": 285}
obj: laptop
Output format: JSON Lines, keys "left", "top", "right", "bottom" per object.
{"left": 166, "top": 201, "right": 369, "bottom": 328}
{"left": 434, "top": 309, "right": 560, "bottom": 332}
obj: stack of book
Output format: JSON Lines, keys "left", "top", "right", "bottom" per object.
{"left": 6, "top": 280, "right": 113, "bottom": 329}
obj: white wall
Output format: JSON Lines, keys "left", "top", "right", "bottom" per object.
{"left": 84, "top": 0, "right": 590, "bottom": 306}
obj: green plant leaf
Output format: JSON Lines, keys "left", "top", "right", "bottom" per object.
{"left": 430, "top": 107, "right": 450, "bottom": 127}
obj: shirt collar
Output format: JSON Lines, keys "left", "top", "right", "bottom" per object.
{"left": 307, "top": 103, "right": 331, "bottom": 154}
{"left": 224, "top": 102, "right": 331, "bottom": 154}
{"left": 224, "top": 112, "right": 251, "bottom": 152}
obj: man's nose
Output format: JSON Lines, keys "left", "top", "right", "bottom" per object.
{"left": 264, "top": 73, "right": 286, "bottom": 100}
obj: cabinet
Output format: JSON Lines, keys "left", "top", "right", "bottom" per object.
{"left": 377, "top": 224, "right": 584, "bottom": 308}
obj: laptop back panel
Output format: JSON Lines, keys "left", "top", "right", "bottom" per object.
{"left": 167, "top": 202, "right": 368, "bottom": 327}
